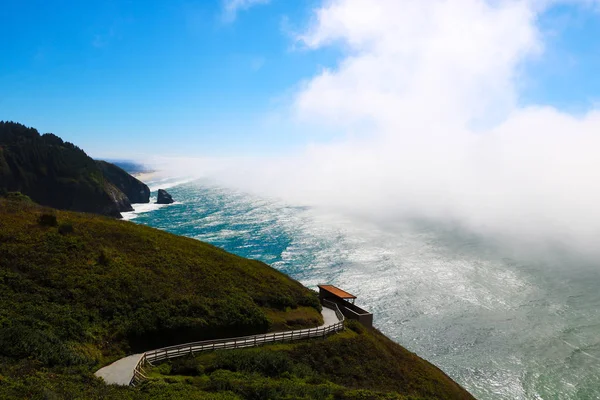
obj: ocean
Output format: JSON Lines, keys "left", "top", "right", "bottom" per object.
{"left": 123, "top": 178, "right": 600, "bottom": 400}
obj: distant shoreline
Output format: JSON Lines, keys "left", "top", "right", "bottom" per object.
{"left": 132, "top": 171, "right": 159, "bottom": 182}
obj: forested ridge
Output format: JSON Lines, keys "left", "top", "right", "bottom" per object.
{"left": 0, "top": 121, "right": 148, "bottom": 217}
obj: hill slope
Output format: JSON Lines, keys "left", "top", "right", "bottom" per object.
{"left": 0, "top": 197, "right": 321, "bottom": 358}
{"left": 0, "top": 198, "right": 473, "bottom": 399}
{"left": 0, "top": 121, "right": 149, "bottom": 217}
{"left": 144, "top": 320, "right": 475, "bottom": 400}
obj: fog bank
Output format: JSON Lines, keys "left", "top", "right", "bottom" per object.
{"left": 153, "top": 0, "right": 600, "bottom": 255}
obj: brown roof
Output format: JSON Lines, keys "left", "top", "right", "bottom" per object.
{"left": 318, "top": 284, "right": 357, "bottom": 299}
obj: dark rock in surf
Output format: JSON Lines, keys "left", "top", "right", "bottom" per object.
{"left": 156, "top": 189, "right": 174, "bottom": 204}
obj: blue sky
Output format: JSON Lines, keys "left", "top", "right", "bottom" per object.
{"left": 520, "top": 3, "right": 600, "bottom": 113}
{"left": 1, "top": 0, "right": 599, "bottom": 158}
{"left": 0, "top": 0, "right": 339, "bottom": 156}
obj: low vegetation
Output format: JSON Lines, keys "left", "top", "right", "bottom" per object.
{"left": 0, "top": 196, "right": 322, "bottom": 398}
{"left": 0, "top": 196, "right": 473, "bottom": 399}
{"left": 144, "top": 321, "right": 474, "bottom": 399}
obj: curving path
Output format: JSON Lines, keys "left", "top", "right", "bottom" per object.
{"left": 95, "top": 353, "right": 145, "bottom": 386}
{"left": 95, "top": 306, "right": 341, "bottom": 386}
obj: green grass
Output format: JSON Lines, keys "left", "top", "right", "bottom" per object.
{"left": 0, "top": 197, "right": 474, "bottom": 399}
{"left": 145, "top": 321, "right": 475, "bottom": 400}
{"left": 0, "top": 362, "right": 240, "bottom": 400}
{"left": 0, "top": 198, "right": 320, "bottom": 364}
{"left": 265, "top": 306, "right": 324, "bottom": 331}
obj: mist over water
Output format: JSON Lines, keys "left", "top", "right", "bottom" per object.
{"left": 125, "top": 180, "right": 600, "bottom": 400}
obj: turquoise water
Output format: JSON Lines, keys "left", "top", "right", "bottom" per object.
{"left": 125, "top": 180, "right": 600, "bottom": 400}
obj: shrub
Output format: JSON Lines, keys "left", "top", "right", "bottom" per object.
{"left": 0, "top": 325, "right": 87, "bottom": 367}
{"left": 347, "top": 320, "right": 366, "bottom": 334}
{"left": 97, "top": 249, "right": 110, "bottom": 266}
{"left": 38, "top": 213, "right": 58, "bottom": 227}
{"left": 58, "top": 222, "right": 74, "bottom": 235}
{"left": 171, "top": 356, "right": 204, "bottom": 376}
{"left": 5, "top": 192, "right": 32, "bottom": 203}
{"left": 210, "top": 350, "right": 294, "bottom": 378}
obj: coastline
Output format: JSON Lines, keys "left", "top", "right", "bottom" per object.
{"left": 132, "top": 171, "right": 159, "bottom": 182}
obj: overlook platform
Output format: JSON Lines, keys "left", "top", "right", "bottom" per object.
{"left": 318, "top": 284, "right": 373, "bottom": 327}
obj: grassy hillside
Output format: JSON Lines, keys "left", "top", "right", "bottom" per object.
{"left": 0, "top": 197, "right": 321, "bottom": 363}
{"left": 0, "top": 197, "right": 474, "bottom": 399}
{"left": 144, "top": 320, "right": 475, "bottom": 400}
{"left": 0, "top": 322, "right": 476, "bottom": 399}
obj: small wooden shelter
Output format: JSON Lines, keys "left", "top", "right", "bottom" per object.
{"left": 318, "top": 284, "right": 357, "bottom": 304}
{"left": 318, "top": 284, "right": 373, "bottom": 327}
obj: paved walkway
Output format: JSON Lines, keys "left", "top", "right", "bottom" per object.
{"left": 321, "top": 306, "right": 338, "bottom": 326}
{"left": 95, "top": 353, "right": 145, "bottom": 386}
{"left": 95, "top": 305, "right": 341, "bottom": 386}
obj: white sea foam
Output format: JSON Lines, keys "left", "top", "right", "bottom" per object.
{"left": 121, "top": 203, "right": 165, "bottom": 220}
{"left": 120, "top": 178, "right": 191, "bottom": 221}
{"left": 121, "top": 199, "right": 180, "bottom": 221}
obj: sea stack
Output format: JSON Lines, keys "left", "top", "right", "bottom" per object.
{"left": 156, "top": 189, "right": 174, "bottom": 204}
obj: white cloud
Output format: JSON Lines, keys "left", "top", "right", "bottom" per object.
{"left": 274, "top": 0, "right": 600, "bottom": 252}
{"left": 204, "top": 0, "right": 600, "bottom": 254}
{"left": 161, "top": 0, "right": 600, "bottom": 254}
{"left": 222, "top": 0, "right": 270, "bottom": 22}
{"left": 296, "top": 0, "right": 541, "bottom": 129}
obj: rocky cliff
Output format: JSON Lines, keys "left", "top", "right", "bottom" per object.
{"left": 156, "top": 188, "right": 174, "bottom": 204}
{"left": 96, "top": 160, "right": 150, "bottom": 204}
{"left": 104, "top": 181, "right": 134, "bottom": 212}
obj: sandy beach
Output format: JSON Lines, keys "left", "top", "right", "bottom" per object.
{"left": 132, "top": 171, "right": 160, "bottom": 183}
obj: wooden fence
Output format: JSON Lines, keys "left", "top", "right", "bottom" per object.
{"left": 322, "top": 299, "right": 345, "bottom": 322}
{"left": 129, "top": 302, "right": 345, "bottom": 386}
{"left": 129, "top": 353, "right": 149, "bottom": 386}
